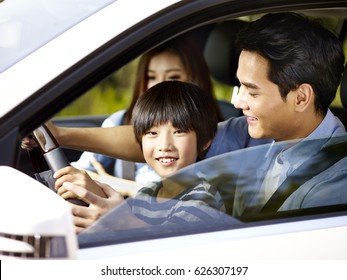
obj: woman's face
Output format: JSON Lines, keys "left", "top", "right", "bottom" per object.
{"left": 146, "top": 51, "right": 188, "bottom": 90}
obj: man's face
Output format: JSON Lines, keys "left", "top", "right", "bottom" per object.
{"left": 234, "top": 50, "right": 299, "bottom": 141}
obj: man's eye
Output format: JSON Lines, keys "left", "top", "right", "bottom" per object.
{"left": 249, "top": 92, "right": 259, "bottom": 97}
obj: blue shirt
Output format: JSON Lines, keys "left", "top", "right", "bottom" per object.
{"left": 232, "top": 110, "right": 347, "bottom": 215}
{"left": 206, "top": 116, "right": 271, "bottom": 158}
{"left": 280, "top": 152, "right": 347, "bottom": 210}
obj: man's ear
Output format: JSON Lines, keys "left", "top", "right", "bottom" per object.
{"left": 202, "top": 140, "right": 212, "bottom": 151}
{"left": 294, "top": 83, "right": 314, "bottom": 112}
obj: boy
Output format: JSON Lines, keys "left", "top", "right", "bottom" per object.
{"left": 55, "top": 81, "right": 226, "bottom": 232}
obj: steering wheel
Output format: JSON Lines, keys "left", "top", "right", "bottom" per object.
{"left": 29, "top": 125, "right": 89, "bottom": 207}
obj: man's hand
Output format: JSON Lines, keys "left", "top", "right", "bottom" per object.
{"left": 21, "top": 136, "right": 38, "bottom": 150}
{"left": 21, "top": 121, "right": 58, "bottom": 150}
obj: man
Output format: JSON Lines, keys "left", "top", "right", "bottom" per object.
{"left": 23, "top": 12, "right": 346, "bottom": 224}
{"left": 213, "top": 12, "right": 346, "bottom": 215}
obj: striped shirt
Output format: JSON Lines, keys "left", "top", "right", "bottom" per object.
{"left": 127, "top": 180, "right": 226, "bottom": 226}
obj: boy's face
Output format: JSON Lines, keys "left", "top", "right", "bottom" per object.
{"left": 234, "top": 50, "right": 300, "bottom": 141}
{"left": 141, "top": 121, "right": 198, "bottom": 178}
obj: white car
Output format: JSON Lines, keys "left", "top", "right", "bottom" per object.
{"left": 1, "top": 0, "right": 347, "bottom": 270}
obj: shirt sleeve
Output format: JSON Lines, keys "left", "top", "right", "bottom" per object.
{"left": 72, "top": 110, "right": 127, "bottom": 172}
{"left": 279, "top": 157, "right": 347, "bottom": 210}
{"left": 206, "top": 116, "right": 272, "bottom": 158}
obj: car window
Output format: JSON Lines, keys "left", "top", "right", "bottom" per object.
{"left": 78, "top": 134, "right": 347, "bottom": 248}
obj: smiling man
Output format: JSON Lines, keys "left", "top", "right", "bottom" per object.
{"left": 206, "top": 12, "right": 345, "bottom": 158}
{"left": 224, "top": 12, "right": 346, "bottom": 215}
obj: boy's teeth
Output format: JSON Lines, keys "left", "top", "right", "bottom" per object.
{"left": 159, "top": 158, "right": 174, "bottom": 163}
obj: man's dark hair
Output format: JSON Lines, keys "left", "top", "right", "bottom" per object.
{"left": 236, "top": 12, "right": 345, "bottom": 114}
{"left": 132, "top": 80, "right": 218, "bottom": 160}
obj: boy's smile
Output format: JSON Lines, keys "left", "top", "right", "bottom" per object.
{"left": 156, "top": 156, "right": 178, "bottom": 166}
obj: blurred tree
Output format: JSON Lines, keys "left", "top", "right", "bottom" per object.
{"left": 56, "top": 58, "right": 138, "bottom": 117}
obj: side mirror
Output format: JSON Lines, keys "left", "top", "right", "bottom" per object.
{"left": 0, "top": 166, "right": 77, "bottom": 259}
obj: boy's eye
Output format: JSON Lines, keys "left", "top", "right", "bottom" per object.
{"left": 145, "top": 131, "right": 156, "bottom": 135}
{"left": 174, "top": 129, "right": 187, "bottom": 134}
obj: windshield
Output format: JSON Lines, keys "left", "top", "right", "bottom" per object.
{"left": 78, "top": 134, "right": 347, "bottom": 247}
{"left": 0, "top": 0, "right": 114, "bottom": 73}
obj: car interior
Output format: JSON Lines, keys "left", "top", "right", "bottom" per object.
{"left": 17, "top": 11, "right": 347, "bottom": 197}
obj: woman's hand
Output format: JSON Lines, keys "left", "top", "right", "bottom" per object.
{"left": 84, "top": 156, "right": 110, "bottom": 180}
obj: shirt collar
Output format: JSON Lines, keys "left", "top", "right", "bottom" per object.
{"left": 277, "top": 109, "right": 346, "bottom": 169}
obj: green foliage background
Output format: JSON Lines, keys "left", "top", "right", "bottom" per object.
{"left": 56, "top": 60, "right": 234, "bottom": 118}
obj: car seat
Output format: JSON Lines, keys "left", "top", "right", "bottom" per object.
{"left": 341, "top": 65, "right": 347, "bottom": 110}
{"left": 331, "top": 64, "right": 347, "bottom": 127}
{"left": 203, "top": 20, "right": 249, "bottom": 120}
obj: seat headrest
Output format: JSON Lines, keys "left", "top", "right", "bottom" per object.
{"left": 340, "top": 64, "right": 347, "bottom": 110}
{"left": 203, "top": 20, "right": 248, "bottom": 86}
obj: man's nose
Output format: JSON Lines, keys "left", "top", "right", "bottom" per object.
{"left": 233, "top": 85, "right": 247, "bottom": 109}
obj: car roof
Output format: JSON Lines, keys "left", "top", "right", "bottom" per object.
{"left": 0, "top": 0, "right": 181, "bottom": 119}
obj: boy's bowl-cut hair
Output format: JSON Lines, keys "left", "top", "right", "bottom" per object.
{"left": 132, "top": 80, "right": 218, "bottom": 159}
